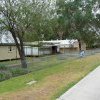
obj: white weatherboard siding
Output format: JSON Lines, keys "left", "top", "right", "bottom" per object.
{"left": 24, "top": 46, "right": 51, "bottom": 56}
{"left": 0, "top": 46, "right": 19, "bottom": 60}
{"left": 32, "top": 47, "right": 39, "bottom": 55}
{"left": 0, "top": 32, "right": 20, "bottom": 60}
{"left": 24, "top": 46, "right": 39, "bottom": 56}
{"left": 24, "top": 46, "right": 32, "bottom": 56}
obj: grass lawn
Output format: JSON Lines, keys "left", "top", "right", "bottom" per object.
{"left": 0, "top": 53, "right": 100, "bottom": 100}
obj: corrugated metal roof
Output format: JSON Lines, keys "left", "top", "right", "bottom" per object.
{"left": 42, "top": 39, "right": 78, "bottom": 45}
{"left": 0, "top": 32, "right": 15, "bottom": 43}
{"left": 42, "top": 39, "right": 78, "bottom": 47}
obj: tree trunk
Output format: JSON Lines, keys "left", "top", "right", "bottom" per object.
{"left": 10, "top": 29, "right": 27, "bottom": 68}
{"left": 78, "top": 39, "right": 81, "bottom": 51}
{"left": 59, "top": 31, "right": 63, "bottom": 40}
{"left": 19, "top": 36, "right": 27, "bottom": 68}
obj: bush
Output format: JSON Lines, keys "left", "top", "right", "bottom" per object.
{"left": 10, "top": 68, "right": 28, "bottom": 77}
{"left": 0, "top": 72, "right": 12, "bottom": 82}
{"left": 0, "top": 64, "right": 8, "bottom": 70}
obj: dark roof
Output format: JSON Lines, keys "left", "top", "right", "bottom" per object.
{"left": 0, "top": 43, "right": 38, "bottom": 46}
{"left": 0, "top": 43, "right": 16, "bottom": 46}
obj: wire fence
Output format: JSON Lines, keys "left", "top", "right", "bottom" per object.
{"left": 32, "top": 48, "right": 100, "bottom": 65}
{"left": 6, "top": 48, "right": 100, "bottom": 72}
{"left": 57, "top": 48, "right": 100, "bottom": 58}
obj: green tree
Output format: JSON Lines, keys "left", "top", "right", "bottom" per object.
{"left": 0, "top": 0, "right": 57, "bottom": 68}
{"left": 23, "top": 0, "right": 56, "bottom": 41}
{"left": 56, "top": 0, "right": 97, "bottom": 50}
{"left": 0, "top": 0, "right": 31, "bottom": 68}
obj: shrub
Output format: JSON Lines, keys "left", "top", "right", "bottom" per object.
{"left": 0, "top": 64, "right": 8, "bottom": 70}
{"left": 10, "top": 68, "right": 28, "bottom": 77}
{"left": 0, "top": 73, "right": 5, "bottom": 81}
{"left": 0, "top": 72, "right": 12, "bottom": 82}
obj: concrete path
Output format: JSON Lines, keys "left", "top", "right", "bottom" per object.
{"left": 58, "top": 66, "right": 100, "bottom": 100}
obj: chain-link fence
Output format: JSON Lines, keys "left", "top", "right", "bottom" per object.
{"left": 6, "top": 48, "right": 100, "bottom": 72}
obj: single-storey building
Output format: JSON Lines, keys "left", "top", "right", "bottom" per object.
{"left": 24, "top": 39, "right": 86, "bottom": 56}
{"left": 0, "top": 43, "right": 20, "bottom": 61}
{"left": 24, "top": 42, "right": 52, "bottom": 56}
{"left": 0, "top": 32, "right": 86, "bottom": 60}
{"left": 0, "top": 33, "right": 20, "bottom": 61}
{"left": 42, "top": 39, "right": 86, "bottom": 53}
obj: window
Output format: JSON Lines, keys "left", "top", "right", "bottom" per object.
{"left": 8, "top": 46, "right": 12, "bottom": 52}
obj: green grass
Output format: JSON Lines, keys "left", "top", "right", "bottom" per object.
{"left": 0, "top": 55, "right": 74, "bottom": 94}
{"left": 0, "top": 54, "right": 100, "bottom": 99}
{"left": 51, "top": 59, "right": 100, "bottom": 99}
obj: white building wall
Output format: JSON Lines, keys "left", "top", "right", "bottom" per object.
{"left": 24, "top": 46, "right": 51, "bottom": 56}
